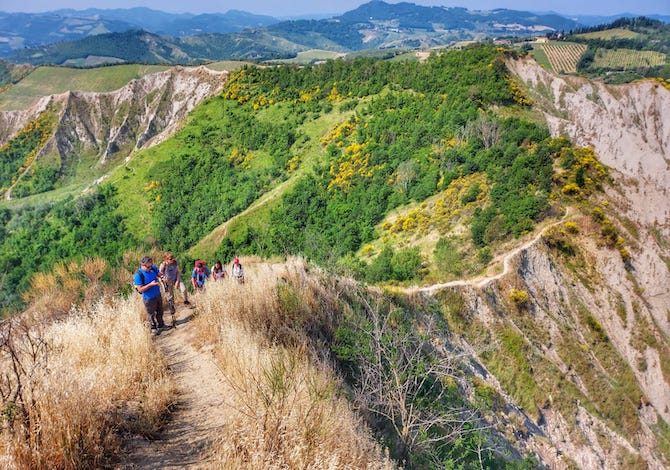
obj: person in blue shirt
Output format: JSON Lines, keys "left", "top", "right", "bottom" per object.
{"left": 134, "top": 255, "right": 167, "bottom": 334}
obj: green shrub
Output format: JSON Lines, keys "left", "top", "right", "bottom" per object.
{"left": 434, "top": 238, "right": 464, "bottom": 276}
{"left": 390, "top": 247, "right": 423, "bottom": 281}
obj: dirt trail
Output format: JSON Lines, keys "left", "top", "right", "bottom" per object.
{"left": 118, "top": 306, "right": 227, "bottom": 469}
{"left": 405, "top": 208, "right": 572, "bottom": 295}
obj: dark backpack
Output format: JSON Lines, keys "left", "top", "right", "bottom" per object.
{"left": 135, "top": 265, "right": 159, "bottom": 293}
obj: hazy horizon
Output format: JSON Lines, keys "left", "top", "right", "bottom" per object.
{"left": 1, "top": 0, "right": 668, "bottom": 17}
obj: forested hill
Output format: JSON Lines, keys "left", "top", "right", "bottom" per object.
{"left": 2, "top": 45, "right": 581, "bottom": 311}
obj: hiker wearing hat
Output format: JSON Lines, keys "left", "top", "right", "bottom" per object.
{"left": 134, "top": 256, "right": 167, "bottom": 335}
{"left": 159, "top": 251, "right": 190, "bottom": 320}
{"left": 231, "top": 257, "right": 245, "bottom": 284}
{"left": 191, "top": 259, "right": 210, "bottom": 291}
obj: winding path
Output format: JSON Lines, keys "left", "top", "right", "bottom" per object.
{"left": 406, "top": 207, "right": 573, "bottom": 295}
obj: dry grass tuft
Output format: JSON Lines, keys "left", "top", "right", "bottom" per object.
{"left": 208, "top": 324, "right": 392, "bottom": 469}
{"left": 191, "top": 258, "right": 393, "bottom": 468}
{"left": 20, "top": 257, "right": 123, "bottom": 324}
{"left": 0, "top": 297, "right": 174, "bottom": 469}
{"left": 193, "top": 258, "right": 345, "bottom": 349}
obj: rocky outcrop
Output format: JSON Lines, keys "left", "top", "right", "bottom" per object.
{"left": 53, "top": 66, "right": 227, "bottom": 164}
{"left": 508, "top": 58, "right": 670, "bottom": 231}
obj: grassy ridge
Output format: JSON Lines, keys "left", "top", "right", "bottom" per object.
{"left": 191, "top": 259, "right": 534, "bottom": 467}
{"left": 0, "top": 64, "right": 169, "bottom": 110}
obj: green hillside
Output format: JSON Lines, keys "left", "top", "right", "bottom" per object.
{"left": 271, "top": 49, "right": 347, "bottom": 64}
{"left": 0, "top": 45, "right": 593, "bottom": 312}
{"left": 0, "top": 64, "right": 169, "bottom": 110}
{"left": 575, "top": 27, "right": 642, "bottom": 40}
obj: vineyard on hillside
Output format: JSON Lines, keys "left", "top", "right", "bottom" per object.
{"left": 539, "top": 42, "right": 587, "bottom": 73}
{"left": 592, "top": 48, "right": 667, "bottom": 70}
{"left": 575, "top": 28, "right": 641, "bottom": 40}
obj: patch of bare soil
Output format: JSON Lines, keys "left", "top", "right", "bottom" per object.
{"left": 117, "top": 306, "right": 227, "bottom": 469}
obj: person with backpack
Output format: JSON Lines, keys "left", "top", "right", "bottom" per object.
{"left": 231, "top": 257, "right": 245, "bottom": 284}
{"left": 191, "top": 260, "right": 210, "bottom": 291}
{"left": 134, "top": 256, "right": 167, "bottom": 335}
{"left": 159, "top": 252, "right": 190, "bottom": 324}
{"left": 212, "top": 260, "right": 227, "bottom": 281}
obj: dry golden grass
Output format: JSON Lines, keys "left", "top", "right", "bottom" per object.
{"left": 20, "top": 257, "right": 134, "bottom": 324}
{"left": 208, "top": 324, "right": 392, "bottom": 469}
{"left": 193, "top": 258, "right": 344, "bottom": 348}
{"left": 191, "top": 258, "right": 393, "bottom": 469}
{"left": 0, "top": 297, "right": 174, "bottom": 469}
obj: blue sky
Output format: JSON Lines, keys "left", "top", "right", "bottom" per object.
{"left": 1, "top": 1, "right": 668, "bottom": 16}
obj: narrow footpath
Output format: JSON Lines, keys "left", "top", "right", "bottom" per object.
{"left": 405, "top": 207, "right": 573, "bottom": 295}
{"left": 118, "top": 306, "right": 228, "bottom": 469}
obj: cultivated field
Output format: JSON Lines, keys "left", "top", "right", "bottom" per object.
{"left": 204, "top": 60, "right": 253, "bottom": 72}
{"left": 576, "top": 28, "right": 642, "bottom": 40}
{"left": 540, "top": 42, "right": 588, "bottom": 73}
{"left": 62, "top": 55, "right": 126, "bottom": 67}
{"left": 592, "top": 48, "right": 667, "bottom": 69}
{"left": 0, "top": 64, "right": 169, "bottom": 110}
{"left": 272, "top": 49, "right": 347, "bottom": 64}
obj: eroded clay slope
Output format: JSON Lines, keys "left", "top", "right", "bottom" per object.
{"left": 509, "top": 58, "right": 670, "bottom": 230}
{"left": 0, "top": 66, "right": 227, "bottom": 198}
{"left": 442, "top": 58, "right": 670, "bottom": 469}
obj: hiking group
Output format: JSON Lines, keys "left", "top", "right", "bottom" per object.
{"left": 134, "top": 253, "right": 245, "bottom": 335}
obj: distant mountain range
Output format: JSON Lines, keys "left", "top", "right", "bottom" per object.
{"left": 0, "top": 8, "right": 279, "bottom": 56}
{"left": 2, "top": 1, "right": 666, "bottom": 64}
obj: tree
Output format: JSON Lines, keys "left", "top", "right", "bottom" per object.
{"left": 352, "top": 296, "right": 482, "bottom": 465}
{"left": 394, "top": 160, "right": 417, "bottom": 194}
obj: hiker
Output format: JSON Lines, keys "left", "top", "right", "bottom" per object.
{"left": 191, "top": 259, "right": 210, "bottom": 291}
{"left": 231, "top": 257, "right": 245, "bottom": 284}
{"left": 134, "top": 256, "right": 167, "bottom": 335}
{"left": 212, "top": 260, "right": 227, "bottom": 281}
{"left": 159, "top": 251, "right": 190, "bottom": 318}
